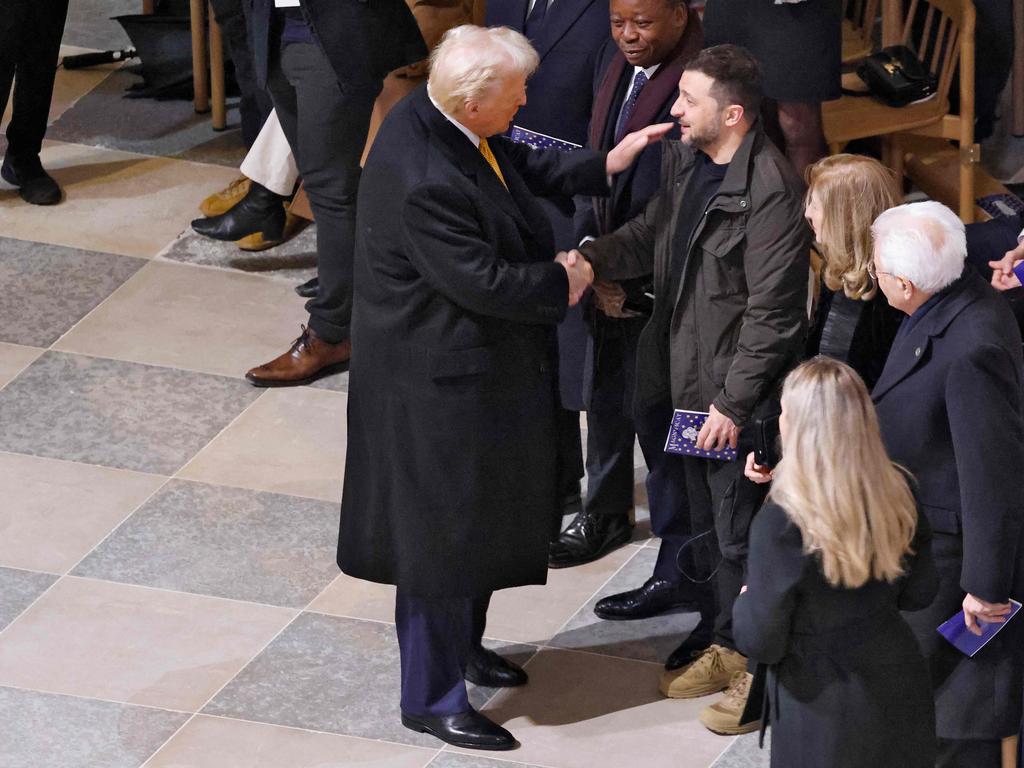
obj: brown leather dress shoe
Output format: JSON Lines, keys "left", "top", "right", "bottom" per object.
{"left": 245, "top": 325, "right": 350, "bottom": 387}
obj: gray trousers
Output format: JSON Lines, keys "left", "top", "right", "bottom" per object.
{"left": 266, "top": 41, "right": 380, "bottom": 343}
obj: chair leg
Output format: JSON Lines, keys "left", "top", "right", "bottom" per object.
{"left": 960, "top": 144, "right": 977, "bottom": 224}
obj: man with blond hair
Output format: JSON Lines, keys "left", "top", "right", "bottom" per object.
{"left": 872, "top": 202, "right": 1024, "bottom": 767}
{"left": 337, "top": 25, "right": 668, "bottom": 750}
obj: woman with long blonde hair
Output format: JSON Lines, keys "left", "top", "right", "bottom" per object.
{"left": 733, "top": 357, "right": 938, "bottom": 768}
{"left": 804, "top": 154, "right": 904, "bottom": 387}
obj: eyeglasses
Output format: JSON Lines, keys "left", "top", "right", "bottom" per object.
{"left": 867, "top": 263, "right": 894, "bottom": 281}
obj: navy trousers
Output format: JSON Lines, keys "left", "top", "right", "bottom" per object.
{"left": 395, "top": 591, "right": 490, "bottom": 717}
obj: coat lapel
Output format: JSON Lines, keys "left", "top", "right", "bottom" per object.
{"left": 871, "top": 274, "right": 984, "bottom": 401}
{"left": 412, "top": 90, "right": 532, "bottom": 234}
{"left": 533, "top": 0, "right": 596, "bottom": 61}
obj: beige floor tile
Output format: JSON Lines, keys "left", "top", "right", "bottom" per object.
{"left": 0, "top": 576, "right": 296, "bottom": 711}
{"left": 309, "top": 548, "right": 637, "bottom": 644}
{"left": 0, "top": 343, "right": 43, "bottom": 390}
{"left": 144, "top": 715, "right": 436, "bottom": 768}
{"left": 307, "top": 573, "right": 396, "bottom": 624}
{"left": 54, "top": 260, "right": 308, "bottom": 378}
{"left": 0, "top": 452, "right": 165, "bottom": 573}
{"left": 178, "top": 387, "right": 346, "bottom": 501}
{"left": 0, "top": 141, "right": 238, "bottom": 258}
{"left": 1, "top": 47, "right": 121, "bottom": 130}
{"left": 485, "top": 547, "right": 636, "bottom": 645}
{"left": 462, "top": 649, "right": 731, "bottom": 768}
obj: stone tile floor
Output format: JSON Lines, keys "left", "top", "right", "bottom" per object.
{"left": 0, "top": 18, "right": 762, "bottom": 763}
{"left": 18, "top": 3, "right": 1024, "bottom": 766}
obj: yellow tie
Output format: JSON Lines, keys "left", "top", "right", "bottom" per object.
{"left": 478, "top": 138, "right": 508, "bottom": 189}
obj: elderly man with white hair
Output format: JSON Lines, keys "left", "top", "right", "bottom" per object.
{"left": 336, "top": 25, "right": 669, "bottom": 750}
{"left": 871, "top": 201, "right": 1024, "bottom": 767}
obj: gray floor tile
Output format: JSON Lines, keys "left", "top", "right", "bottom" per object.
{"left": 0, "top": 686, "right": 188, "bottom": 768}
{"left": 204, "top": 612, "right": 536, "bottom": 747}
{"left": 47, "top": 69, "right": 247, "bottom": 167}
{"left": 63, "top": 0, "right": 138, "bottom": 50}
{"left": 0, "top": 237, "right": 145, "bottom": 347}
{"left": 0, "top": 568, "right": 58, "bottom": 632}
{"left": 548, "top": 547, "right": 702, "bottom": 664}
{"left": 308, "top": 369, "right": 349, "bottom": 393}
{"left": 0, "top": 352, "right": 260, "bottom": 474}
{"left": 429, "top": 754, "right": 544, "bottom": 768}
{"left": 203, "top": 612, "right": 437, "bottom": 747}
{"left": 74, "top": 479, "right": 340, "bottom": 608}
{"left": 158, "top": 228, "right": 318, "bottom": 284}
{"left": 709, "top": 732, "right": 770, "bottom": 768}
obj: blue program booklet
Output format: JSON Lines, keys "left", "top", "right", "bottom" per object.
{"left": 937, "top": 599, "right": 1022, "bottom": 658}
{"left": 664, "top": 409, "right": 738, "bottom": 462}
{"left": 508, "top": 125, "right": 581, "bottom": 152}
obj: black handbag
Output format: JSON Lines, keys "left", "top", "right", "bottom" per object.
{"left": 852, "top": 45, "right": 938, "bottom": 107}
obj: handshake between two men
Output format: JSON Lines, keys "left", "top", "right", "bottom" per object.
{"left": 554, "top": 121, "right": 675, "bottom": 307}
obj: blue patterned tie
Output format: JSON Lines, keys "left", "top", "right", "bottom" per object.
{"left": 614, "top": 70, "right": 649, "bottom": 143}
{"left": 524, "top": 0, "right": 548, "bottom": 43}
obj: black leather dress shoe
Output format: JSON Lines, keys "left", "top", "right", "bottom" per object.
{"left": 549, "top": 511, "right": 632, "bottom": 569}
{"left": 465, "top": 646, "right": 528, "bottom": 687}
{"left": 664, "top": 619, "right": 714, "bottom": 670}
{"left": 1, "top": 153, "right": 61, "bottom": 205}
{"left": 295, "top": 276, "right": 319, "bottom": 298}
{"left": 191, "top": 181, "right": 285, "bottom": 241}
{"left": 401, "top": 709, "right": 518, "bottom": 750}
{"left": 594, "top": 576, "right": 699, "bottom": 621}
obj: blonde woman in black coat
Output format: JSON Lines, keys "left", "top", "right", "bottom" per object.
{"left": 734, "top": 356, "right": 938, "bottom": 767}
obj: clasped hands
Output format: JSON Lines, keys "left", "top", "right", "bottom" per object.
{"left": 555, "top": 249, "right": 594, "bottom": 306}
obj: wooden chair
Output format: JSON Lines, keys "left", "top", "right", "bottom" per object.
{"left": 842, "top": 0, "right": 880, "bottom": 64}
{"left": 823, "top": 0, "right": 977, "bottom": 222}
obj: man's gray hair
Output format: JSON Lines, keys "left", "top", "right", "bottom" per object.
{"left": 427, "top": 25, "right": 539, "bottom": 115}
{"left": 871, "top": 201, "right": 966, "bottom": 294}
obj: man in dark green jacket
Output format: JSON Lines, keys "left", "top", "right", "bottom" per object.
{"left": 574, "top": 44, "right": 810, "bottom": 733}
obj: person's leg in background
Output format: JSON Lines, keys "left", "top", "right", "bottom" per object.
{"left": 192, "top": 110, "right": 299, "bottom": 242}
{"left": 0, "top": 0, "right": 71, "bottom": 205}
{"left": 247, "top": 39, "right": 379, "bottom": 385}
{"left": 208, "top": 0, "right": 273, "bottom": 148}
{"left": 550, "top": 314, "right": 639, "bottom": 569}
{"left": 972, "top": 0, "right": 1013, "bottom": 141}
{"left": 594, "top": 399, "right": 713, "bottom": 636}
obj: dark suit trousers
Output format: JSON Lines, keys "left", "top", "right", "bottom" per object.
{"left": 209, "top": 0, "right": 272, "bottom": 148}
{"left": 635, "top": 401, "right": 715, "bottom": 623}
{"left": 583, "top": 317, "right": 640, "bottom": 523}
{"left": 0, "top": 0, "right": 70, "bottom": 160}
{"left": 266, "top": 41, "right": 380, "bottom": 343}
{"left": 681, "top": 430, "right": 766, "bottom": 651}
{"left": 394, "top": 590, "right": 490, "bottom": 717}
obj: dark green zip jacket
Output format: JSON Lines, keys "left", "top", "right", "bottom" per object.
{"left": 582, "top": 124, "right": 810, "bottom": 425}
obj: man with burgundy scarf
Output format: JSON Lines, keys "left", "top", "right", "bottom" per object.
{"left": 551, "top": 0, "right": 711, "bottom": 635}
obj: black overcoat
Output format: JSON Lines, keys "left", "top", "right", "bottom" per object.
{"left": 733, "top": 502, "right": 938, "bottom": 768}
{"left": 337, "top": 87, "right": 609, "bottom": 597}
{"left": 873, "top": 270, "right": 1024, "bottom": 740}
{"left": 247, "top": 0, "right": 427, "bottom": 91}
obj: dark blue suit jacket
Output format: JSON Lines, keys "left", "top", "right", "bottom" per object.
{"left": 486, "top": 0, "right": 610, "bottom": 147}
{"left": 873, "top": 269, "right": 1024, "bottom": 740}
{"left": 246, "top": 0, "right": 426, "bottom": 91}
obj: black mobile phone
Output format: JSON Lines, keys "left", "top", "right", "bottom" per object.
{"left": 753, "top": 414, "right": 781, "bottom": 469}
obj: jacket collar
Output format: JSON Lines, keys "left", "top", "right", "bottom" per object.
{"left": 871, "top": 270, "right": 986, "bottom": 400}
{"left": 410, "top": 87, "right": 530, "bottom": 231}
